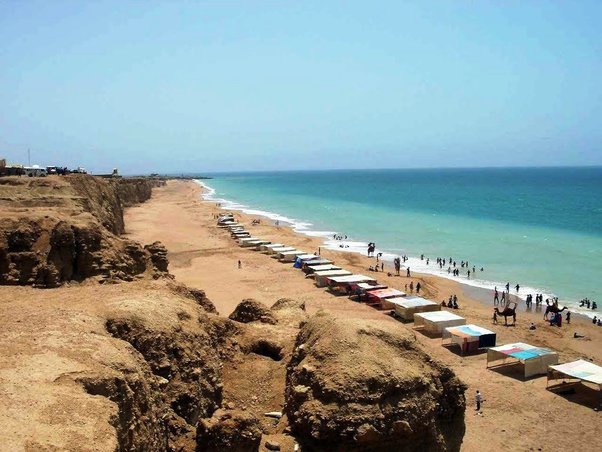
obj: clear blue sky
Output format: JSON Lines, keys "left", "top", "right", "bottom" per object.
{"left": 1, "top": 1, "right": 601, "bottom": 174}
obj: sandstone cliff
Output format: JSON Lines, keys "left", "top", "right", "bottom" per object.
{"left": 0, "top": 175, "right": 166, "bottom": 287}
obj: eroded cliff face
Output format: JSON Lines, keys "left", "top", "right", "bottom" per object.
{"left": 0, "top": 176, "right": 166, "bottom": 287}
{"left": 0, "top": 279, "right": 236, "bottom": 452}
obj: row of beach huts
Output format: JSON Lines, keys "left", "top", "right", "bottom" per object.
{"left": 218, "top": 213, "right": 602, "bottom": 406}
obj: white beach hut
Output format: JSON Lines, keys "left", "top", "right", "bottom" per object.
{"left": 394, "top": 296, "right": 441, "bottom": 321}
{"left": 414, "top": 311, "right": 465, "bottom": 335}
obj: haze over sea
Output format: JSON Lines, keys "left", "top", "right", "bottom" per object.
{"left": 197, "top": 167, "right": 602, "bottom": 317}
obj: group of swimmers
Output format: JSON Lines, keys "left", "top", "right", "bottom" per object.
{"left": 579, "top": 298, "right": 598, "bottom": 310}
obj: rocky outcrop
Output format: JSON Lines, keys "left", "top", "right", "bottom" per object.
{"left": 145, "top": 241, "right": 169, "bottom": 273}
{"left": 284, "top": 312, "right": 466, "bottom": 452}
{"left": 197, "top": 409, "right": 263, "bottom": 452}
{"left": 0, "top": 176, "right": 167, "bottom": 287}
{"left": 229, "top": 299, "right": 278, "bottom": 325}
{"left": 105, "top": 316, "right": 223, "bottom": 448}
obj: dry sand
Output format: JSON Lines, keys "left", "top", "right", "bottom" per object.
{"left": 124, "top": 180, "right": 602, "bottom": 451}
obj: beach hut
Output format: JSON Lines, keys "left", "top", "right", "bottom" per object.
{"left": 414, "top": 311, "right": 465, "bottom": 336}
{"left": 266, "top": 246, "right": 296, "bottom": 255}
{"left": 293, "top": 254, "right": 319, "bottom": 265}
{"left": 547, "top": 360, "right": 602, "bottom": 406}
{"left": 301, "top": 258, "right": 334, "bottom": 271}
{"left": 304, "top": 264, "right": 342, "bottom": 274}
{"left": 487, "top": 342, "right": 559, "bottom": 378}
{"left": 443, "top": 324, "right": 497, "bottom": 354}
{"left": 241, "top": 239, "right": 270, "bottom": 247}
{"left": 366, "top": 288, "right": 407, "bottom": 310}
{"left": 238, "top": 237, "right": 260, "bottom": 243}
{"left": 326, "top": 274, "right": 377, "bottom": 294}
{"left": 258, "top": 243, "right": 284, "bottom": 251}
{"left": 314, "top": 269, "right": 353, "bottom": 287}
{"left": 277, "top": 250, "right": 306, "bottom": 262}
{"left": 393, "top": 296, "right": 441, "bottom": 321}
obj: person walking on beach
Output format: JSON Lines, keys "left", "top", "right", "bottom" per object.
{"left": 416, "top": 282, "right": 421, "bottom": 293}
{"left": 475, "top": 390, "right": 483, "bottom": 412}
{"left": 505, "top": 282, "right": 510, "bottom": 292}
{"left": 566, "top": 310, "right": 571, "bottom": 324}
{"left": 238, "top": 260, "right": 242, "bottom": 269}
{"left": 409, "top": 281, "right": 414, "bottom": 293}
{"left": 515, "top": 283, "right": 520, "bottom": 293}
{"left": 407, "top": 267, "right": 411, "bottom": 277}
{"left": 494, "top": 288, "right": 499, "bottom": 305}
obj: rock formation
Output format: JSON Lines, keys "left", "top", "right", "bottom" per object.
{"left": 284, "top": 311, "right": 466, "bottom": 451}
{"left": 229, "top": 298, "right": 278, "bottom": 325}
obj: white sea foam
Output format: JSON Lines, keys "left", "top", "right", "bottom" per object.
{"left": 196, "top": 179, "right": 597, "bottom": 319}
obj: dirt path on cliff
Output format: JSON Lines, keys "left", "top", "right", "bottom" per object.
{"left": 124, "top": 180, "right": 602, "bottom": 452}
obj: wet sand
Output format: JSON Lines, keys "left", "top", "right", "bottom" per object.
{"left": 125, "top": 180, "right": 602, "bottom": 452}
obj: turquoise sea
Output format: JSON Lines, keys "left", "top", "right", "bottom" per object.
{"left": 196, "top": 167, "right": 602, "bottom": 317}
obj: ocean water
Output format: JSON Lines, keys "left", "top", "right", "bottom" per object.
{"left": 195, "top": 167, "right": 602, "bottom": 317}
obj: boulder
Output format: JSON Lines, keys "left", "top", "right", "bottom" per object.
{"left": 284, "top": 311, "right": 466, "bottom": 451}
{"left": 229, "top": 299, "right": 277, "bottom": 325}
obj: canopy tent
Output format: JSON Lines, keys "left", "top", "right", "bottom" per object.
{"left": 547, "top": 360, "right": 602, "bottom": 389}
{"left": 487, "top": 342, "right": 559, "bottom": 378}
{"left": 304, "top": 264, "right": 342, "bottom": 273}
{"left": 394, "top": 296, "right": 441, "bottom": 321}
{"left": 414, "top": 311, "right": 465, "bottom": 335}
{"left": 443, "top": 324, "right": 497, "bottom": 354}
{"left": 366, "top": 288, "right": 407, "bottom": 310}
{"left": 314, "top": 270, "right": 353, "bottom": 287}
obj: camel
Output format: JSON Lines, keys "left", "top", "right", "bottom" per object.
{"left": 494, "top": 301, "right": 517, "bottom": 326}
{"left": 544, "top": 300, "right": 567, "bottom": 320}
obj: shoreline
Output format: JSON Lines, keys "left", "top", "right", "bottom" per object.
{"left": 196, "top": 179, "right": 598, "bottom": 320}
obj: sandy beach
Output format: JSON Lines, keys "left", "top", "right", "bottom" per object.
{"left": 124, "top": 180, "right": 602, "bottom": 451}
